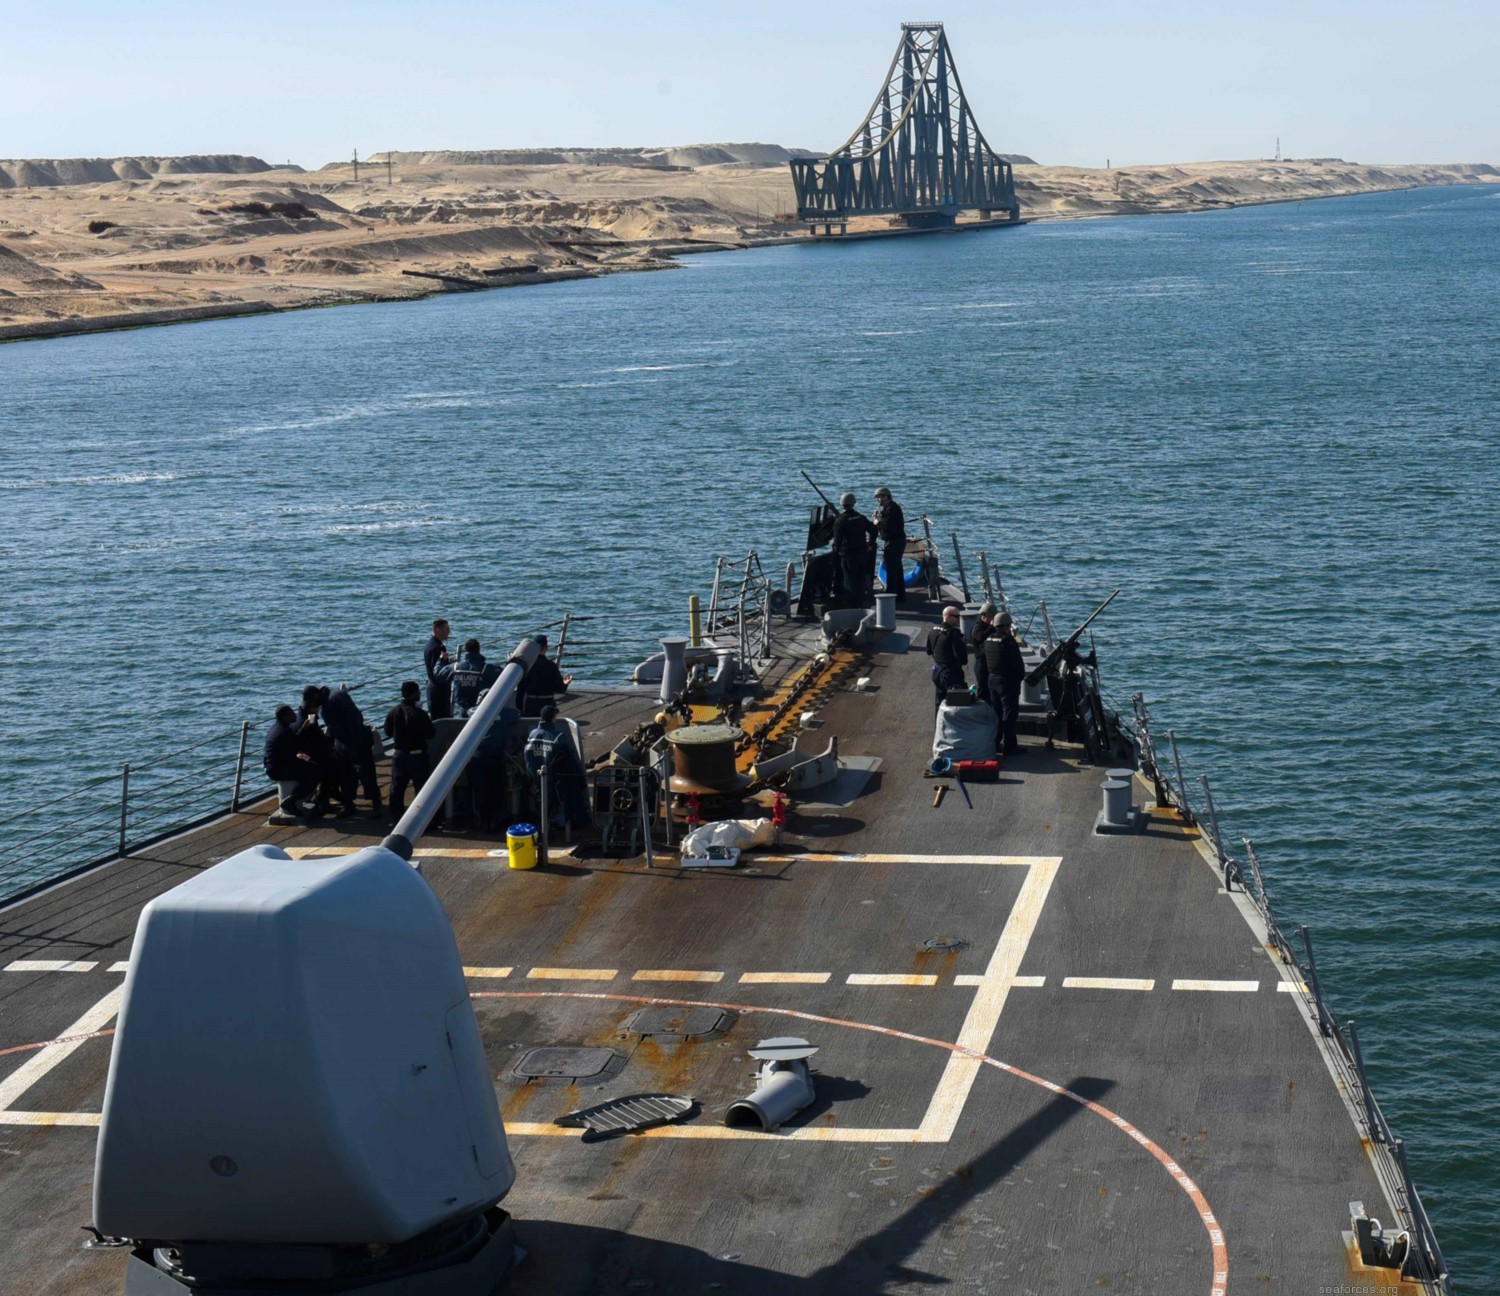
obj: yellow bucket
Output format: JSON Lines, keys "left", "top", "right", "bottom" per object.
{"left": 506, "top": 824, "right": 538, "bottom": 871}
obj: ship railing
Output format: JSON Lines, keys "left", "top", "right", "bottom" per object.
{"left": 0, "top": 665, "right": 408, "bottom": 907}
{"left": 1123, "top": 693, "right": 1451, "bottom": 1293}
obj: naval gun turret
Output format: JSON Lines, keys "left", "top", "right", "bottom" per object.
{"left": 93, "top": 640, "right": 542, "bottom": 1295}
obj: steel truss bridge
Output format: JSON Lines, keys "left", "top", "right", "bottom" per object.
{"left": 790, "top": 22, "right": 1020, "bottom": 231}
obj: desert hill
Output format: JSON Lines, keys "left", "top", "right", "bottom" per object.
{"left": 0, "top": 155, "right": 283, "bottom": 189}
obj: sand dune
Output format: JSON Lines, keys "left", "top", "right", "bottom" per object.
{"left": 1, "top": 150, "right": 1494, "bottom": 341}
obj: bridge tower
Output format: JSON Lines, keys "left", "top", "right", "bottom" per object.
{"left": 790, "top": 22, "right": 1020, "bottom": 232}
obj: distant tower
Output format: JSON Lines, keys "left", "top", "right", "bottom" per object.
{"left": 1275, "top": 136, "right": 1281, "bottom": 162}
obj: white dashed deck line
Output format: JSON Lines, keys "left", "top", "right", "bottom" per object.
{"left": 739, "top": 972, "right": 832, "bottom": 985}
{"left": 4, "top": 960, "right": 98, "bottom": 973}
{"left": 108, "top": 962, "right": 131, "bottom": 973}
{"left": 847, "top": 973, "right": 938, "bottom": 987}
{"left": 526, "top": 967, "right": 618, "bottom": 981}
{"left": 632, "top": 970, "right": 725, "bottom": 983}
{"left": 1172, "top": 979, "right": 1261, "bottom": 993}
{"left": 1010, "top": 975, "right": 1046, "bottom": 987}
{"left": 1062, "top": 976, "right": 1157, "bottom": 991}
{"left": 1277, "top": 981, "right": 1308, "bottom": 993}
{"left": 462, "top": 967, "right": 514, "bottom": 979}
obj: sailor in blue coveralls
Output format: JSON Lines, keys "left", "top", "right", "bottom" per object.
{"left": 450, "top": 638, "right": 501, "bottom": 717}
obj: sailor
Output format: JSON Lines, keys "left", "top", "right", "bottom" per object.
{"left": 832, "top": 492, "right": 877, "bottom": 608}
{"left": 383, "top": 680, "right": 437, "bottom": 824}
{"left": 451, "top": 638, "right": 501, "bottom": 716}
{"left": 262, "top": 704, "right": 322, "bottom": 815}
{"left": 983, "top": 611, "right": 1027, "bottom": 757}
{"left": 924, "top": 604, "right": 969, "bottom": 710}
{"left": 294, "top": 686, "right": 338, "bottom": 814}
{"left": 525, "top": 703, "right": 590, "bottom": 829}
{"left": 321, "top": 683, "right": 382, "bottom": 817}
{"left": 872, "top": 486, "right": 908, "bottom": 604}
{"left": 424, "top": 618, "right": 453, "bottom": 720}
{"left": 519, "top": 633, "right": 573, "bottom": 717}
{"left": 970, "top": 602, "right": 998, "bottom": 699}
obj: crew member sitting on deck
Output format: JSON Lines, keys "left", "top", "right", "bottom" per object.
{"left": 424, "top": 618, "right": 453, "bottom": 720}
{"left": 519, "top": 633, "right": 573, "bottom": 717}
{"left": 873, "top": 486, "right": 908, "bottom": 604}
{"left": 384, "top": 680, "right": 437, "bottom": 825}
{"left": 451, "top": 638, "right": 501, "bottom": 716}
{"left": 925, "top": 604, "right": 969, "bottom": 711}
{"left": 263, "top": 704, "right": 321, "bottom": 815}
{"left": 832, "top": 492, "right": 877, "bottom": 608}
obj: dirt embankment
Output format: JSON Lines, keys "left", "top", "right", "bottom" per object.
{"left": 1, "top": 151, "right": 1495, "bottom": 342}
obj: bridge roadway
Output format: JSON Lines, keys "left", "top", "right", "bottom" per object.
{"left": 0, "top": 602, "right": 1398, "bottom": 1294}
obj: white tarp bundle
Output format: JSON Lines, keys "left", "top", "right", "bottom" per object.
{"left": 680, "top": 818, "right": 775, "bottom": 857}
{"left": 933, "top": 701, "right": 998, "bottom": 762}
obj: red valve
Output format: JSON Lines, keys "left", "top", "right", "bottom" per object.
{"left": 685, "top": 793, "right": 702, "bottom": 830}
{"left": 771, "top": 792, "right": 788, "bottom": 827}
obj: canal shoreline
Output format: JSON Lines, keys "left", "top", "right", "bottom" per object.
{"left": 3, "top": 177, "right": 1492, "bottom": 346}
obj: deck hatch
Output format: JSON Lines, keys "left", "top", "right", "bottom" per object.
{"left": 513, "top": 1046, "right": 626, "bottom": 1085}
{"left": 620, "top": 1006, "right": 736, "bottom": 1043}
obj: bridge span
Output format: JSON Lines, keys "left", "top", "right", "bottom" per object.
{"left": 790, "top": 23, "right": 1021, "bottom": 234}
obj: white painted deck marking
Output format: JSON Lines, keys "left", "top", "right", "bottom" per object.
{"left": 740, "top": 972, "right": 832, "bottom": 985}
{"left": 108, "top": 962, "right": 130, "bottom": 973}
{"left": 0, "top": 987, "right": 122, "bottom": 1124}
{"left": 632, "top": 970, "right": 724, "bottom": 983}
{"left": 1010, "top": 974, "right": 1046, "bottom": 987}
{"left": 1062, "top": 976, "right": 1156, "bottom": 991}
{"left": 463, "top": 967, "right": 514, "bottom": 979}
{"left": 847, "top": 973, "right": 938, "bottom": 987}
{"left": 4, "top": 960, "right": 98, "bottom": 973}
{"left": 1172, "top": 979, "right": 1260, "bottom": 993}
{"left": 918, "top": 855, "right": 1060, "bottom": 1142}
{"left": 1276, "top": 981, "right": 1308, "bottom": 993}
{"left": 527, "top": 967, "right": 617, "bottom": 981}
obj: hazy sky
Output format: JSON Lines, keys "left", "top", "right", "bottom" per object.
{"left": 4, "top": 0, "right": 1495, "bottom": 168}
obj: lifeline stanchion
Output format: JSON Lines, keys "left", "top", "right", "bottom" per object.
{"left": 230, "top": 721, "right": 250, "bottom": 812}
{"left": 118, "top": 763, "right": 130, "bottom": 857}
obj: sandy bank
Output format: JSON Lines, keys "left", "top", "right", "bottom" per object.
{"left": 1, "top": 154, "right": 1494, "bottom": 343}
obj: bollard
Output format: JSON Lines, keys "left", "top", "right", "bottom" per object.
{"left": 660, "top": 637, "right": 688, "bottom": 703}
{"left": 1101, "top": 779, "right": 1132, "bottom": 827}
{"left": 688, "top": 595, "right": 702, "bottom": 648}
{"left": 873, "top": 592, "right": 897, "bottom": 631}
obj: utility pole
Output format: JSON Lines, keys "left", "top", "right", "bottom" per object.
{"left": 386, "top": 152, "right": 393, "bottom": 186}
{"left": 353, "top": 148, "right": 359, "bottom": 182}
{"left": 1275, "top": 136, "right": 1281, "bottom": 162}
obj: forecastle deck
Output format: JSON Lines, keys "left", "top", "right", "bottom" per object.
{"left": 0, "top": 600, "right": 1412, "bottom": 1295}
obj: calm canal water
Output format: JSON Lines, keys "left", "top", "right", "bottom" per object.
{"left": 3, "top": 185, "right": 1496, "bottom": 1283}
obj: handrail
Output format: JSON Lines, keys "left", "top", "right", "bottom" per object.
{"left": 1122, "top": 694, "right": 1450, "bottom": 1293}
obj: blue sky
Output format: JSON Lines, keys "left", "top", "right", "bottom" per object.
{"left": 3, "top": 0, "right": 1494, "bottom": 167}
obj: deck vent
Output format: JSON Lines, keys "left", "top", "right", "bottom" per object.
{"left": 725, "top": 1038, "right": 818, "bottom": 1132}
{"left": 555, "top": 1093, "right": 698, "bottom": 1142}
{"left": 621, "top": 1006, "right": 736, "bottom": 1043}
{"left": 920, "top": 936, "right": 968, "bottom": 953}
{"left": 513, "top": 1046, "right": 626, "bottom": 1086}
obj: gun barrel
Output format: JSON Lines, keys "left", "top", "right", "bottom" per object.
{"left": 1023, "top": 589, "right": 1121, "bottom": 686}
{"left": 800, "top": 470, "right": 836, "bottom": 509}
